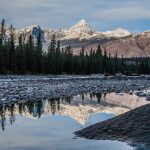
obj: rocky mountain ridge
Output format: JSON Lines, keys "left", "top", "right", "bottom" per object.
{"left": 5, "top": 19, "right": 150, "bottom": 57}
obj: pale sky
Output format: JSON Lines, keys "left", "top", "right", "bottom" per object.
{"left": 0, "top": 0, "right": 150, "bottom": 32}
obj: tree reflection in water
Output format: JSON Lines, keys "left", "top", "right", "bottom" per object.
{"left": 0, "top": 92, "right": 104, "bottom": 131}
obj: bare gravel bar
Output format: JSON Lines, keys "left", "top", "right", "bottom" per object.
{"left": 0, "top": 75, "right": 150, "bottom": 105}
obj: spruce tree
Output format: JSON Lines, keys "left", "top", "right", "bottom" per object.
{"left": 16, "top": 34, "right": 25, "bottom": 73}
{"left": 114, "top": 52, "right": 118, "bottom": 74}
{"left": 48, "top": 34, "right": 56, "bottom": 74}
{"left": 56, "top": 40, "right": 62, "bottom": 74}
{"left": 96, "top": 44, "right": 103, "bottom": 73}
{"left": 102, "top": 50, "right": 107, "bottom": 73}
{"left": 0, "top": 19, "right": 5, "bottom": 73}
{"left": 9, "top": 24, "right": 16, "bottom": 73}
{"left": 26, "top": 35, "right": 36, "bottom": 73}
{"left": 36, "top": 32, "right": 43, "bottom": 73}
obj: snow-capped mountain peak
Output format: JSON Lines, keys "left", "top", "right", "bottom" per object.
{"left": 69, "top": 19, "right": 94, "bottom": 34}
{"left": 14, "top": 20, "right": 132, "bottom": 44}
{"left": 103, "top": 27, "right": 131, "bottom": 38}
{"left": 12, "top": 20, "right": 133, "bottom": 50}
{"left": 72, "top": 19, "right": 88, "bottom": 28}
{"left": 60, "top": 19, "right": 95, "bottom": 40}
{"left": 15, "top": 25, "right": 46, "bottom": 45}
{"left": 16, "top": 25, "right": 41, "bottom": 33}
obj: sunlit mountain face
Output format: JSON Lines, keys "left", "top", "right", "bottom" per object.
{"left": 4, "top": 19, "right": 150, "bottom": 57}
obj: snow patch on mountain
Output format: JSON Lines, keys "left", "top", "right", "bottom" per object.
{"left": 8, "top": 19, "right": 132, "bottom": 49}
{"left": 50, "top": 20, "right": 131, "bottom": 40}
{"left": 16, "top": 25, "right": 40, "bottom": 33}
{"left": 103, "top": 28, "right": 131, "bottom": 38}
{"left": 16, "top": 25, "right": 46, "bottom": 45}
{"left": 59, "top": 19, "right": 96, "bottom": 40}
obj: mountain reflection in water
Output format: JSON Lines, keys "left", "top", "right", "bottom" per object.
{"left": 0, "top": 92, "right": 150, "bottom": 150}
{"left": 0, "top": 92, "right": 149, "bottom": 131}
{"left": 0, "top": 93, "right": 105, "bottom": 131}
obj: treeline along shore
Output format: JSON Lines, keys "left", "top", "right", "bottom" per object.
{"left": 0, "top": 19, "right": 150, "bottom": 75}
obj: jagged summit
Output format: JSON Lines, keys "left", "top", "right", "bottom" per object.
{"left": 69, "top": 19, "right": 94, "bottom": 34}
{"left": 5, "top": 19, "right": 150, "bottom": 57}
{"left": 58, "top": 19, "right": 95, "bottom": 40}
{"left": 72, "top": 19, "right": 88, "bottom": 27}
{"left": 16, "top": 25, "right": 41, "bottom": 33}
{"left": 78, "top": 19, "right": 87, "bottom": 23}
{"left": 15, "top": 20, "right": 131, "bottom": 42}
{"left": 15, "top": 24, "right": 46, "bottom": 44}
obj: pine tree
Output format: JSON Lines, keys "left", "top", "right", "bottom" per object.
{"left": 96, "top": 44, "right": 103, "bottom": 73}
{"left": 114, "top": 52, "right": 118, "bottom": 74}
{"left": 64, "top": 45, "right": 73, "bottom": 73}
{"left": 36, "top": 32, "right": 43, "bottom": 73}
{"left": 0, "top": 19, "right": 5, "bottom": 73}
{"left": 9, "top": 24, "right": 16, "bottom": 73}
{"left": 103, "top": 50, "right": 107, "bottom": 73}
{"left": 16, "top": 34, "right": 25, "bottom": 73}
{"left": 48, "top": 34, "right": 57, "bottom": 74}
{"left": 26, "top": 35, "right": 36, "bottom": 73}
{"left": 81, "top": 46, "right": 85, "bottom": 74}
{"left": 56, "top": 40, "right": 62, "bottom": 74}
{"left": 50, "top": 34, "right": 56, "bottom": 53}
{"left": 97, "top": 44, "right": 102, "bottom": 56}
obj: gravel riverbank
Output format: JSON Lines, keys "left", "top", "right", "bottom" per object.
{"left": 0, "top": 75, "right": 150, "bottom": 145}
{"left": 0, "top": 75, "right": 150, "bottom": 105}
{"left": 75, "top": 104, "right": 150, "bottom": 145}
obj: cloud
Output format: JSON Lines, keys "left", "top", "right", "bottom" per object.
{"left": 92, "top": 7, "right": 150, "bottom": 21}
{"left": 0, "top": 0, "right": 150, "bottom": 32}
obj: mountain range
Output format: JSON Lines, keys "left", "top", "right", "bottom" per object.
{"left": 12, "top": 19, "right": 150, "bottom": 57}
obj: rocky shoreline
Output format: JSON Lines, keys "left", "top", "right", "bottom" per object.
{"left": 75, "top": 104, "right": 150, "bottom": 145}
{"left": 0, "top": 75, "right": 150, "bottom": 105}
{"left": 0, "top": 75, "right": 150, "bottom": 146}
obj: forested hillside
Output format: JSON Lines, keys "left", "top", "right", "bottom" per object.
{"left": 0, "top": 19, "right": 150, "bottom": 75}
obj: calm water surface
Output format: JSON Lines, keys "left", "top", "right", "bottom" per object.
{"left": 0, "top": 92, "right": 149, "bottom": 150}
